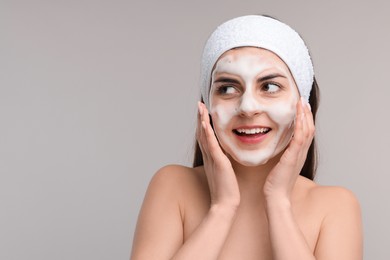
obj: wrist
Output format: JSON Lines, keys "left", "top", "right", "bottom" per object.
{"left": 265, "top": 195, "right": 292, "bottom": 212}
{"left": 210, "top": 203, "right": 239, "bottom": 218}
{"left": 210, "top": 195, "right": 240, "bottom": 212}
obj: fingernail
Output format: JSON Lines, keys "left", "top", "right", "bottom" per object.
{"left": 198, "top": 101, "right": 203, "bottom": 115}
{"left": 306, "top": 102, "right": 311, "bottom": 111}
{"left": 300, "top": 97, "right": 305, "bottom": 107}
{"left": 201, "top": 121, "right": 206, "bottom": 130}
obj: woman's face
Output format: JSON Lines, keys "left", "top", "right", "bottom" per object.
{"left": 209, "top": 47, "right": 300, "bottom": 166}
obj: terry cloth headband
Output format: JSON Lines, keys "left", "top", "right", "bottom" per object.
{"left": 200, "top": 15, "right": 314, "bottom": 109}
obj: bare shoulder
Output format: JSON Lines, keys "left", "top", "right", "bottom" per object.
{"left": 312, "top": 185, "right": 360, "bottom": 206}
{"left": 148, "top": 164, "right": 208, "bottom": 200}
{"left": 308, "top": 184, "right": 362, "bottom": 231}
{"left": 296, "top": 176, "right": 361, "bottom": 212}
{"left": 131, "top": 165, "right": 208, "bottom": 259}
{"left": 294, "top": 176, "right": 363, "bottom": 258}
{"left": 150, "top": 164, "right": 206, "bottom": 187}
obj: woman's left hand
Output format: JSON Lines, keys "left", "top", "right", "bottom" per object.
{"left": 263, "top": 97, "right": 315, "bottom": 202}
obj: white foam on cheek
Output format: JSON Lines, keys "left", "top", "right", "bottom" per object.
{"left": 265, "top": 98, "right": 297, "bottom": 151}
{"left": 210, "top": 104, "right": 235, "bottom": 155}
{"left": 210, "top": 104, "right": 235, "bottom": 129}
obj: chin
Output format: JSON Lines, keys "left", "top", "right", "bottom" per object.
{"left": 240, "top": 160, "right": 268, "bottom": 167}
{"left": 229, "top": 153, "right": 271, "bottom": 167}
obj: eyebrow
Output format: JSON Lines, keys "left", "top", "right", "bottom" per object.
{"left": 257, "top": 73, "right": 287, "bottom": 82}
{"left": 213, "top": 73, "right": 287, "bottom": 84}
{"left": 213, "top": 77, "right": 241, "bottom": 84}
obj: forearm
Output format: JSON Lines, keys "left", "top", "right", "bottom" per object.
{"left": 266, "top": 198, "right": 315, "bottom": 260}
{"left": 171, "top": 204, "right": 237, "bottom": 260}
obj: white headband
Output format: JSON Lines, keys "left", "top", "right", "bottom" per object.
{"left": 200, "top": 15, "right": 314, "bottom": 109}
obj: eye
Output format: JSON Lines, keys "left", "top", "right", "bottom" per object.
{"left": 263, "top": 83, "right": 281, "bottom": 93}
{"left": 217, "top": 85, "right": 238, "bottom": 95}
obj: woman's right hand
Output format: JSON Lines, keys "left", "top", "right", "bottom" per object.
{"left": 196, "top": 102, "right": 240, "bottom": 210}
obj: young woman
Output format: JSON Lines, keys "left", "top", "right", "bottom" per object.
{"left": 131, "top": 15, "right": 363, "bottom": 260}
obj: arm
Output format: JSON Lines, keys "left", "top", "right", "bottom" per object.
{"left": 131, "top": 166, "right": 238, "bottom": 260}
{"left": 266, "top": 188, "right": 363, "bottom": 260}
{"left": 265, "top": 197, "right": 316, "bottom": 260}
{"left": 130, "top": 166, "right": 185, "bottom": 260}
{"left": 172, "top": 102, "right": 241, "bottom": 260}
{"left": 263, "top": 99, "right": 363, "bottom": 259}
{"left": 131, "top": 102, "right": 240, "bottom": 260}
{"left": 263, "top": 98, "right": 316, "bottom": 259}
{"left": 171, "top": 204, "right": 237, "bottom": 260}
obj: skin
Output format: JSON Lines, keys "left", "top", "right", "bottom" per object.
{"left": 131, "top": 47, "right": 363, "bottom": 260}
{"left": 209, "top": 49, "right": 299, "bottom": 166}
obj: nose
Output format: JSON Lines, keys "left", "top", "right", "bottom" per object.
{"left": 236, "top": 90, "right": 263, "bottom": 117}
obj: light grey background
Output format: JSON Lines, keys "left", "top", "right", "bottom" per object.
{"left": 1, "top": 0, "right": 389, "bottom": 259}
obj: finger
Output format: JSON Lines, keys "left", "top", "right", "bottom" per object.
{"left": 300, "top": 97, "right": 308, "bottom": 139}
{"left": 296, "top": 98, "right": 305, "bottom": 141}
{"left": 280, "top": 99, "right": 313, "bottom": 169}
{"left": 300, "top": 99, "right": 315, "bottom": 152}
{"left": 199, "top": 102, "right": 228, "bottom": 162}
{"left": 203, "top": 118, "right": 226, "bottom": 162}
{"left": 196, "top": 101, "right": 202, "bottom": 140}
{"left": 200, "top": 102, "right": 211, "bottom": 137}
{"left": 200, "top": 102, "right": 211, "bottom": 126}
{"left": 289, "top": 99, "right": 305, "bottom": 154}
{"left": 196, "top": 101, "right": 204, "bottom": 142}
{"left": 199, "top": 102, "right": 211, "bottom": 147}
{"left": 280, "top": 100, "right": 308, "bottom": 168}
{"left": 200, "top": 102, "right": 217, "bottom": 143}
{"left": 201, "top": 103, "right": 218, "bottom": 145}
{"left": 303, "top": 100, "right": 315, "bottom": 140}
{"left": 197, "top": 102, "right": 209, "bottom": 160}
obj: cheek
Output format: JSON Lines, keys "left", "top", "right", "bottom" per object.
{"left": 266, "top": 99, "right": 297, "bottom": 127}
{"left": 210, "top": 104, "right": 237, "bottom": 131}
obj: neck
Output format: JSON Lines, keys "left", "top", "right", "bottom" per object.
{"left": 228, "top": 153, "right": 282, "bottom": 205}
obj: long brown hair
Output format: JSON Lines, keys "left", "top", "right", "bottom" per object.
{"left": 192, "top": 77, "right": 320, "bottom": 180}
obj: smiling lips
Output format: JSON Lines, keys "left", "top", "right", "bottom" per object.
{"left": 233, "top": 126, "right": 271, "bottom": 144}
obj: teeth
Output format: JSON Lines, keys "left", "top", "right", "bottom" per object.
{"left": 236, "top": 128, "right": 269, "bottom": 134}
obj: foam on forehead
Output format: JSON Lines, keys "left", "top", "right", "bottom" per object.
{"left": 200, "top": 15, "right": 314, "bottom": 109}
